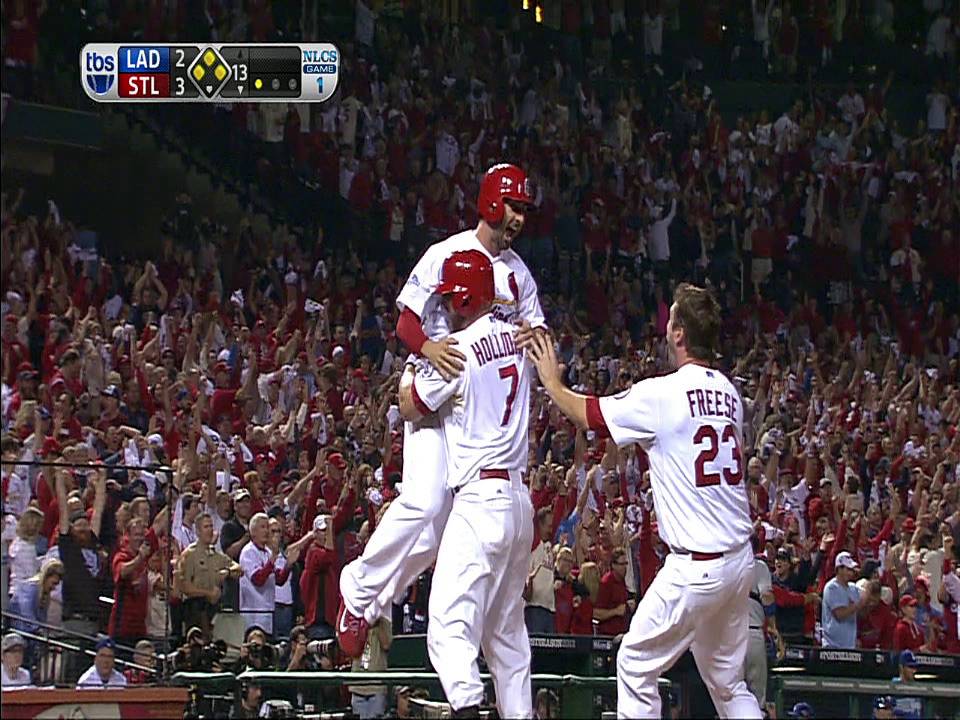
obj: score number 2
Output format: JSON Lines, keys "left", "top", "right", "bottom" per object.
{"left": 174, "top": 48, "right": 186, "bottom": 96}
{"left": 693, "top": 424, "right": 743, "bottom": 487}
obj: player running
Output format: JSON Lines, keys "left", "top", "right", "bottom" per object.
{"left": 526, "top": 283, "right": 761, "bottom": 720}
{"left": 337, "top": 164, "right": 546, "bottom": 656}
{"left": 399, "top": 249, "right": 535, "bottom": 718}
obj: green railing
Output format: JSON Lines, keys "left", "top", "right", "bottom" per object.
{"left": 171, "top": 670, "right": 669, "bottom": 718}
{"left": 771, "top": 675, "right": 960, "bottom": 719}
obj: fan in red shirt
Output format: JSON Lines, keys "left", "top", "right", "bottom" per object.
{"left": 594, "top": 548, "right": 632, "bottom": 636}
{"left": 857, "top": 580, "right": 897, "bottom": 650}
{"left": 109, "top": 516, "right": 160, "bottom": 647}
{"left": 893, "top": 595, "right": 927, "bottom": 652}
{"left": 1, "top": 314, "right": 28, "bottom": 386}
{"left": 299, "top": 488, "right": 357, "bottom": 636}
{"left": 47, "top": 348, "right": 84, "bottom": 404}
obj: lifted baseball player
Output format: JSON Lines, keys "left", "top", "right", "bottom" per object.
{"left": 338, "top": 164, "right": 546, "bottom": 656}
{"left": 399, "top": 249, "right": 534, "bottom": 718}
{"left": 527, "top": 283, "right": 761, "bottom": 719}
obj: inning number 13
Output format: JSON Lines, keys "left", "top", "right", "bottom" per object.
{"left": 693, "top": 425, "right": 743, "bottom": 487}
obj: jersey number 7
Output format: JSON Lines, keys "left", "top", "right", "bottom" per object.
{"left": 693, "top": 424, "right": 743, "bottom": 487}
{"left": 498, "top": 364, "right": 519, "bottom": 426}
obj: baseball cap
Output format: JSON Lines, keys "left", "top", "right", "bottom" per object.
{"left": 41, "top": 437, "right": 62, "bottom": 457}
{"left": 101, "top": 384, "right": 121, "bottom": 399}
{"left": 95, "top": 637, "right": 116, "bottom": 652}
{"left": 16, "top": 361, "right": 37, "bottom": 377}
{"left": 874, "top": 695, "right": 895, "bottom": 711}
{"left": 326, "top": 452, "right": 347, "bottom": 469}
{"left": 2, "top": 632, "right": 26, "bottom": 653}
{"left": 788, "top": 702, "right": 814, "bottom": 718}
{"left": 819, "top": 477, "right": 832, "bottom": 488}
{"left": 313, "top": 515, "right": 329, "bottom": 532}
{"left": 899, "top": 594, "right": 917, "bottom": 610}
{"left": 232, "top": 488, "right": 251, "bottom": 503}
{"left": 835, "top": 551, "right": 858, "bottom": 570}
{"left": 899, "top": 649, "right": 918, "bottom": 667}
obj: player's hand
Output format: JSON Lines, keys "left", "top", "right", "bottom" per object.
{"left": 528, "top": 332, "right": 563, "bottom": 391}
{"left": 422, "top": 338, "right": 466, "bottom": 381}
{"left": 513, "top": 321, "right": 543, "bottom": 351}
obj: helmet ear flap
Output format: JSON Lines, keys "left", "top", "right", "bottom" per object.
{"left": 487, "top": 199, "right": 504, "bottom": 225}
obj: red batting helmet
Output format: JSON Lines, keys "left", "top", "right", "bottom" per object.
{"left": 477, "top": 163, "right": 533, "bottom": 225}
{"left": 436, "top": 250, "right": 495, "bottom": 319}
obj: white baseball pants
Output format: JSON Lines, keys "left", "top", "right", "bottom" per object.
{"left": 428, "top": 474, "right": 534, "bottom": 718}
{"left": 616, "top": 542, "right": 762, "bottom": 719}
{"left": 340, "top": 418, "right": 451, "bottom": 625}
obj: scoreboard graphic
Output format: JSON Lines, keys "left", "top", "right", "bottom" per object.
{"left": 80, "top": 43, "right": 340, "bottom": 103}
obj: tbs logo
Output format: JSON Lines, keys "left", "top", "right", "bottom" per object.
{"left": 85, "top": 51, "right": 115, "bottom": 95}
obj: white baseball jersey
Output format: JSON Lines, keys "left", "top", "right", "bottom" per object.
{"left": 396, "top": 229, "right": 546, "bottom": 340}
{"left": 410, "top": 313, "right": 532, "bottom": 490}
{"left": 595, "top": 362, "right": 753, "bottom": 553}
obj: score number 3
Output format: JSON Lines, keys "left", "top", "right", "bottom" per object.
{"left": 693, "top": 424, "right": 743, "bottom": 487}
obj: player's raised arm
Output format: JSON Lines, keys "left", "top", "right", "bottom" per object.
{"left": 528, "top": 333, "right": 589, "bottom": 429}
{"left": 529, "top": 335, "right": 659, "bottom": 448}
{"left": 529, "top": 333, "right": 659, "bottom": 449}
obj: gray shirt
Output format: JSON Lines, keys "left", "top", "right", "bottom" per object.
{"left": 749, "top": 557, "right": 773, "bottom": 630}
{"left": 822, "top": 576, "right": 860, "bottom": 649}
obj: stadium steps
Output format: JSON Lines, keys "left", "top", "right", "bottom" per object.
{"left": 120, "top": 105, "right": 285, "bottom": 229}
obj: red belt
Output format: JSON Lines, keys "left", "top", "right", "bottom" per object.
{"left": 479, "top": 469, "right": 510, "bottom": 480}
{"left": 691, "top": 551, "right": 723, "bottom": 561}
{"left": 672, "top": 546, "right": 724, "bottom": 561}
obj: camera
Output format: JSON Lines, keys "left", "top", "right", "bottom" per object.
{"left": 245, "top": 640, "right": 278, "bottom": 668}
{"left": 305, "top": 639, "right": 338, "bottom": 661}
{"left": 175, "top": 639, "right": 227, "bottom": 672}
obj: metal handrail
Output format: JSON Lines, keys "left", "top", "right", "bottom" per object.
{"left": 8, "top": 627, "right": 159, "bottom": 675}
{"left": 2, "top": 610, "right": 145, "bottom": 659}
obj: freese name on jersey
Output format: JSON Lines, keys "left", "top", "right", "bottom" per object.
{"left": 411, "top": 314, "right": 531, "bottom": 490}
{"left": 595, "top": 363, "right": 753, "bottom": 554}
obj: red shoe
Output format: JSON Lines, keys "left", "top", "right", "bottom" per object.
{"left": 336, "top": 600, "right": 369, "bottom": 658}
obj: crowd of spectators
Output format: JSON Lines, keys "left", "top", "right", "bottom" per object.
{"left": 2, "top": 1, "right": 960, "bottom": 717}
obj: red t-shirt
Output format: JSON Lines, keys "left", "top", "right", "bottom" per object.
{"left": 595, "top": 571, "right": 629, "bottom": 635}
{"left": 858, "top": 603, "right": 897, "bottom": 649}
{"left": 569, "top": 596, "right": 595, "bottom": 635}
{"left": 893, "top": 618, "right": 924, "bottom": 652}
{"left": 554, "top": 582, "right": 574, "bottom": 633}
{"left": 109, "top": 529, "right": 159, "bottom": 638}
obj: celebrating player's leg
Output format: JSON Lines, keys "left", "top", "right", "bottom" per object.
{"left": 527, "top": 284, "right": 762, "bottom": 720}
{"left": 399, "top": 250, "right": 535, "bottom": 718}
{"left": 337, "top": 164, "right": 546, "bottom": 656}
